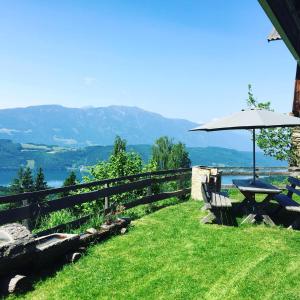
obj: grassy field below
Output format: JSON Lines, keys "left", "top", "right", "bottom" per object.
{"left": 12, "top": 198, "right": 300, "bottom": 300}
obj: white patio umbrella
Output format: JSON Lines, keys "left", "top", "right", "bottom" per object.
{"left": 190, "top": 109, "right": 300, "bottom": 182}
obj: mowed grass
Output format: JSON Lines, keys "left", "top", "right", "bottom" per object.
{"left": 14, "top": 200, "right": 300, "bottom": 300}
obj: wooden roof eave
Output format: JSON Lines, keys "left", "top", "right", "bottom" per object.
{"left": 259, "top": 0, "right": 300, "bottom": 64}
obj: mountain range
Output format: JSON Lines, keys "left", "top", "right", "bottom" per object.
{"left": 0, "top": 105, "right": 252, "bottom": 150}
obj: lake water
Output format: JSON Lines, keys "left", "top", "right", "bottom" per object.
{"left": 0, "top": 170, "right": 84, "bottom": 188}
{"left": 0, "top": 170, "right": 283, "bottom": 189}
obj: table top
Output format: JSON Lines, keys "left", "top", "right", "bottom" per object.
{"left": 232, "top": 179, "right": 281, "bottom": 194}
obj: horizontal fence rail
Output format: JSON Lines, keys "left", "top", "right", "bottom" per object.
{"left": 0, "top": 168, "right": 192, "bottom": 234}
{"left": 0, "top": 168, "right": 191, "bottom": 205}
{"left": 216, "top": 166, "right": 290, "bottom": 176}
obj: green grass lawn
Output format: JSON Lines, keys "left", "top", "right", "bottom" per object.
{"left": 13, "top": 198, "right": 300, "bottom": 300}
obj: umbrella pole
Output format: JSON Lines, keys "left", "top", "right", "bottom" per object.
{"left": 253, "top": 129, "right": 256, "bottom": 183}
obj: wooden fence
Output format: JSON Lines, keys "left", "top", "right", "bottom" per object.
{"left": 0, "top": 168, "right": 192, "bottom": 236}
{"left": 218, "top": 166, "right": 289, "bottom": 176}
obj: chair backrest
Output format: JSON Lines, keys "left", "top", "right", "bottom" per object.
{"left": 287, "top": 176, "right": 300, "bottom": 198}
{"left": 201, "top": 182, "right": 211, "bottom": 204}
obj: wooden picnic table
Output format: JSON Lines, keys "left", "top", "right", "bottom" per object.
{"left": 232, "top": 179, "right": 281, "bottom": 226}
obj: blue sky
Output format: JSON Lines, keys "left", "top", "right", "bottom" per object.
{"left": 0, "top": 0, "right": 296, "bottom": 123}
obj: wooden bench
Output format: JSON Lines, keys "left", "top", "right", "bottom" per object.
{"left": 273, "top": 176, "right": 300, "bottom": 229}
{"left": 200, "top": 182, "right": 235, "bottom": 226}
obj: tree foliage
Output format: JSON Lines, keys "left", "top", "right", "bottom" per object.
{"left": 151, "top": 136, "right": 191, "bottom": 170}
{"left": 10, "top": 166, "right": 47, "bottom": 194}
{"left": 246, "top": 84, "right": 295, "bottom": 164}
{"left": 35, "top": 167, "right": 48, "bottom": 191}
{"left": 85, "top": 136, "right": 147, "bottom": 210}
{"left": 63, "top": 171, "right": 77, "bottom": 187}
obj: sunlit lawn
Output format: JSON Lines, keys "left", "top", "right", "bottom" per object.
{"left": 13, "top": 197, "right": 300, "bottom": 300}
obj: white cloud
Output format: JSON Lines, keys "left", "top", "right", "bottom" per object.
{"left": 0, "top": 128, "right": 19, "bottom": 135}
{"left": 53, "top": 135, "right": 78, "bottom": 145}
{"left": 83, "top": 76, "right": 96, "bottom": 86}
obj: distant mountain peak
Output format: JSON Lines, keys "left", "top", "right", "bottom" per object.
{"left": 0, "top": 104, "right": 251, "bottom": 150}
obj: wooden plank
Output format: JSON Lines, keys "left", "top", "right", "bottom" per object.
{"left": 124, "top": 188, "right": 191, "bottom": 209}
{"left": 288, "top": 176, "right": 300, "bottom": 187}
{"left": 285, "top": 206, "right": 300, "bottom": 213}
{"left": 232, "top": 179, "right": 281, "bottom": 194}
{"left": 0, "top": 173, "right": 188, "bottom": 225}
{"left": 0, "top": 205, "right": 32, "bottom": 225}
{"left": 262, "top": 215, "right": 275, "bottom": 226}
{"left": 273, "top": 194, "right": 300, "bottom": 207}
{"left": 0, "top": 168, "right": 191, "bottom": 204}
{"left": 211, "top": 193, "right": 232, "bottom": 208}
{"left": 241, "top": 214, "right": 257, "bottom": 224}
{"left": 286, "top": 185, "right": 300, "bottom": 197}
{"left": 39, "top": 178, "right": 154, "bottom": 216}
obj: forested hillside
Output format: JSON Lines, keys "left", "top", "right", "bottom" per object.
{"left": 0, "top": 139, "right": 286, "bottom": 171}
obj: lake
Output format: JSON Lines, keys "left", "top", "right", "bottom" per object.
{"left": 0, "top": 170, "right": 282, "bottom": 189}
{"left": 0, "top": 170, "right": 84, "bottom": 188}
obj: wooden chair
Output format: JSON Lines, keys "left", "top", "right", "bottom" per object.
{"left": 200, "top": 182, "right": 236, "bottom": 226}
{"left": 273, "top": 176, "right": 300, "bottom": 229}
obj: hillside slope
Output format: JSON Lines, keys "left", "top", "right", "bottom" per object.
{"left": 0, "top": 139, "right": 285, "bottom": 171}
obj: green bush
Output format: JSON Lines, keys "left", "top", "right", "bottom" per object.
{"left": 34, "top": 209, "right": 75, "bottom": 233}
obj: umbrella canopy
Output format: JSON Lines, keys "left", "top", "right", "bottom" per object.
{"left": 190, "top": 109, "right": 300, "bottom": 182}
{"left": 190, "top": 109, "right": 300, "bottom": 132}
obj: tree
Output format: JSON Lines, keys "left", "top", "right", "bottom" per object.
{"left": 151, "top": 136, "right": 174, "bottom": 170}
{"left": 246, "top": 84, "right": 296, "bottom": 165}
{"left": 35, "top": 167, "right": 48, "bottom": 191}
{"left": 151, "top": 136, "right": 191, "bottom": 170}
{"left": 112, "top": 135, "right": 127, "bottom": 156}
{"left": 61, "top": 171, "right": 77, "bottom": 197}
{"left": 10, "top": 167, "right": 25, "bottom": 194}
{"left": 90, "top": 136, "right": 143, "bottom": 180}
{"left": 22, "top": 167, "right": 34, "bottom": 192}
{"left": 86, "top": 136, "right": 144, "bottom": 208}
{"left": 63, "top": 171, "right": 77, "bottom": 187}
{"left": 10, "top": 166, "right": 35, "bottom": 194}
{"left": 169, "top": 142, "right": 191, "bottom": 169}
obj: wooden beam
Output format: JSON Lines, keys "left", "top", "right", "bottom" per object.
{"left": 0, "top": 168, "right": 191, "bottom": 204}
{"left": 293, "top": 64, "right": 300, "bottom": 116}
{"left": 0, "top": 173, "right": 189, "bottom": 225}
{"left": 124, "top": 188, "right": 191, "bottom": 209}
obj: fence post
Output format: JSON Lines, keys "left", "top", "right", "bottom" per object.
{"left": 22, "top": 199, "right": 30, "bottom": 230}
{"left": 22, "top": 194, "right": 39, "bottom": 231}
{"left": 178, "top": 173, "right": 185, "bottom": 200}
{"left": 147, "top": 175, "right": 152, "bottom": 196}
{"left": 104, "top": 183, "right": 110, "bottom": 213}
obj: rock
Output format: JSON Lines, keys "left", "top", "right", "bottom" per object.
{"left": 120, "top": 228, "right": 127, "bottom": 234}
{"left": 0, "top": 224, "right": 36, "bottom": 276}
{"left": 0, "top": 223, "right": 33, "bottom": 243}
{"left": 86, "top": 228, "right": 97, "bottom": 234}
{"left": 65, "top": 252, "right": 81, "bottom": 263}
{"left": 8, "top": 275, "right": 30, "bottom": 294}
{"left": 100, "top": 223, "right": 114, "bottom": 230}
